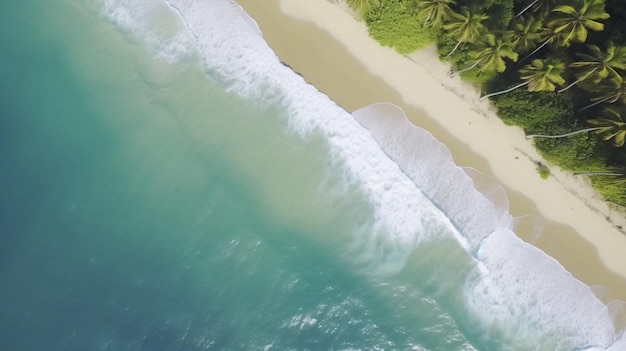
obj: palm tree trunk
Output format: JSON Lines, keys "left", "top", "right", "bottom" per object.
{"left": 575, "top": 171, "right": 625, "bottom": 176}
{"left": 515, "top": 0, "right": 540, "bottom": 18}
{"left": 480, "top": 81, "right": 529, "bottom": 100}
{"left": 579, "top": 96, "right": 613, "bottom": 111}
{"left": 557, "top": 78, "right": 583, "bottom": 93}
{"left": 558, "top": 69, "right": 598, "bottom": 93}
{"left": 457, "top": 59, "right": 483, "bottom": 74}
{"left": 446, "top": 41, "right": 463, "bottom": 57}
{"left": 518, "top": 38, "right": 550, "bottom": 64}
{"left": 527, "top": 127, "right": 604, "bottom": 139}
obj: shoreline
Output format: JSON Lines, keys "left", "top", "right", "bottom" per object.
{"left": 237, "top": 0, "right": 626, "bottom": 300}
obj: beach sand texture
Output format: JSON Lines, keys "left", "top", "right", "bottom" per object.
{"left": 237, "top": 0, "right": 626, "bottom": 300}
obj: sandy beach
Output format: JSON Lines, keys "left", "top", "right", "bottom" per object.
{"left": 237, "top": 0, "right": 626, "bottom": 300}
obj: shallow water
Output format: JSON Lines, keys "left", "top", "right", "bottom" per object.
{"left": 0, "top": 0, "right": 624, "bottom": 350}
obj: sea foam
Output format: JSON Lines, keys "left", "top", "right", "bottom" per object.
{"left": 352, "top": 103, "right": 512, "bottom": 250}
{"left": 102, "top": 0, "right": 196, "bottom": 62}
{"left": 157, "top": 0, "right": 465, "bottom": 275}
{"left": 353, "top": 102, "right": 624, "bottom": 349}
{"left": 469, "top": 230, "right": 615, "bottom": 349}
{"left": 101, "top": 0, "right": 625, "bottom": 348}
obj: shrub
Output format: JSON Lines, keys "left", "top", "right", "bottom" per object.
{"left": 537, "top": 163, "right": 551, "bottom": 179}
{"left": 365, "top": 0, "right": 437, "bottom": 54}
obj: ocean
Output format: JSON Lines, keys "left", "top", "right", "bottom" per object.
{"left": 1, "top": 0, "right": 624, "bottom": 350}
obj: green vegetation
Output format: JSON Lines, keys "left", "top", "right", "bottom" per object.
{"left": 346, "top": 0, "right": 381, "bottom": 16}
{"left": 537, "top": 162, "right": 551, "bottom": 179}
{"left": 364, "top": 0, "right": 438, "bottom": 53}
{"left": 352, "top": 0, "right": 626, "bottom": 207}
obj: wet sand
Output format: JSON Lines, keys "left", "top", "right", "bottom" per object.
{"left": 237, "top": 0, "right": 626, "bottom": 301}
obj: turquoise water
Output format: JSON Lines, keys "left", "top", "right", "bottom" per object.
{"left": 1, "top": 0, "right": 624, "bottom": 350}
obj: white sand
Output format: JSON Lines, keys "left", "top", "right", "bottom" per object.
{"left": 276, "top": 0, "right": 626, "bottom": 278}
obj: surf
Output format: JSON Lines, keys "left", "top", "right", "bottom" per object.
{"left": 100, "top": 0, "right": 626, "bottom": 348}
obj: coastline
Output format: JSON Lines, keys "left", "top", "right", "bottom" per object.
{"left": 237, "top": 0, "right": 626, "bottom": 300}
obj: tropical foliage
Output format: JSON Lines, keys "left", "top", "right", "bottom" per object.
{"left": 365, "top": 0, "right": 438, "bottom": 54}
{"left": 511, "top": 16, "right": 546, "bottom": 54}
{"left": 582, "top": 79, "right": 626, "bottom": 110}
{"left": 527, "top": 106, "right": 626, "bottom": 147}
{"left": 417, "top": 0, "right": 457, "bottom": 28}
{"left": 443, "top": 8, "right": 489, "bottom": 56}
{"left": 548, "top": 0, "right": 610, "bottom": 47}
{"left": 458, "top": 33, "right": 518, "bottom": 74}
{"left": 589, "top": 106, "right": 626, "bottom": 146}
{"left": 481, "top": 58, "right": 566, "bottom": 99}
{"left": 356, "top": 0, "right": 626, "bottom": 205}
{"left": 345, "top": 0, "right": 380, "bottom": 16}
{"left": 559, "top": 42, "right": 626, "bottom": 92}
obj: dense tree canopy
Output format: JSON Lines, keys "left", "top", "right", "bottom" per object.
{"left": 548, "top": 0, "right": 610, "bottom": 47}
{"left": 361, "top": 0, "right": 626, "bottom": 205}
{"left": 459, "top": 33, "right": 518, "bottom": 74}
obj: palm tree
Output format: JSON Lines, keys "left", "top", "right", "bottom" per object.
{"left": 528, "top": 106, "right": 626, "bottom": 147}
{"left": 480, "top": 58, "right": 566, "bottom": 100}
{"left": 580, "top": 80, "right": 626, "bottom": 111}
{"left": 458, "top": 33, "right": 518, "bottom": 74}
{"left": 443, "top": 7, "right": 488, "bottom": 57}
{"left": 575, "top": 165, "right": 626, "bottom": 177}
{"left": 515, "top": 0, "right": 561, "bottom": 18}
{"left": 345, "top": 0, "right": 380, "bottom": 15}
{"left": 559, "top": 42, "right": 626, "bottom": 92}
{"left": 520, "top": 0, "right": 610, "bottom": 63}
{"left": 515, "top": 0, "right": 541, "bottom": 18}
{"left": 511, "top": 16, "right": 546, "bottom": 55}
{"left": 527, "top": 126, "right": 608, "bottom": 139}
{"left": 589, "top": 106, "right": 626, "bottom": 146}
{"left": 517, "top": 26, "right": 563, "bottom": 64}
{"left": 547, "top": 0, "right": 610, "bottom": 47}
{"left": 417, "top": 0, "right": 457, "bottom": 28}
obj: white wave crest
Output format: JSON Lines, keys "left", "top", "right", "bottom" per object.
{"left": 102, "top": 0, "right": 196, "bottom": 62}
{"left": 99, "top": 0, "right": 625, "bottom": 348}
